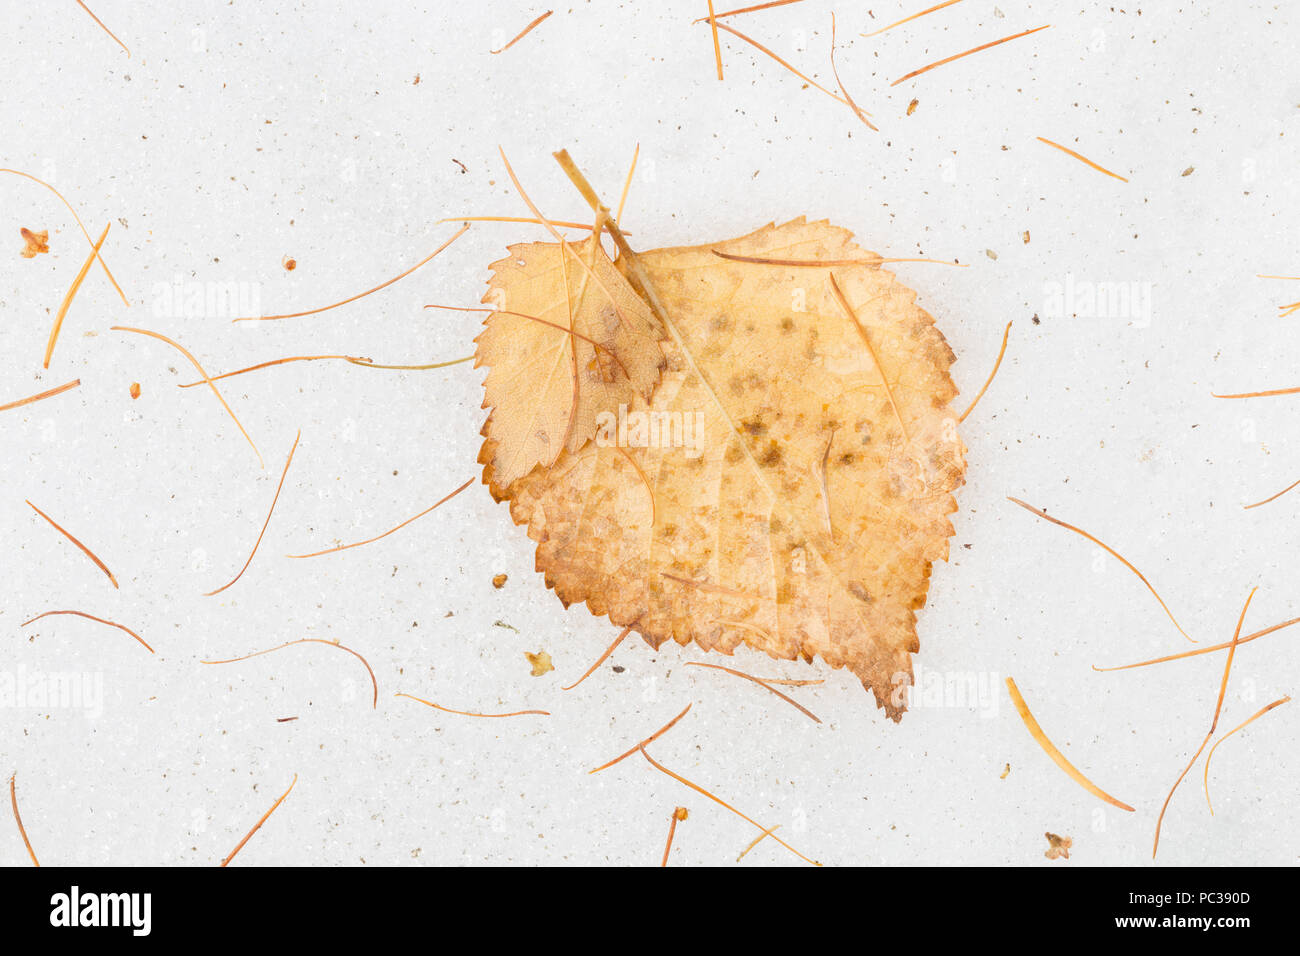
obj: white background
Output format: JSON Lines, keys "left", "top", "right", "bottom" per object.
{"left": 1, "top": 0, "right": 1297, "bottom": 866}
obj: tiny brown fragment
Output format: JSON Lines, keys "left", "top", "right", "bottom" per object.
{"left": 1044, "top": 832, "right": 1072, "bottom": 860}
{"left": 129, "top": 382, "right": 141, "bottom": 399}
{"left": 492, "top": 573, "right": 508, "bottom": 589}
{"left": 20, "top": 228, "right": 49, "bottom": 257}
{"left": 282, "top": 256, "right": 296, "bottom": 271}
{"left": 525, "top": 650, "right": 553, "bottom": 677}
{"left": 906, "top": 99, "right": 918, "bottom": 115}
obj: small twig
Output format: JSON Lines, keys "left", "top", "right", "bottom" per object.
{"left": 615, "top": 144, "right": 640, "bottom": 225}
{"left": 686, "top": 661, "right": 821, "bottom": 723}
{"left": 1036, "top": 136, "right": 1129, "bottom": 183}
{"left": 1204, "top": 695, "right": 1290, "bottom": 815}
{"left": 1007, "top": 496, "right": 1192, "bottom": 642}
{"left": 395, "top": 693, "right": 549, "bottom": 718}
{"left": 862, "top": 0, "right": 964, "bottom": 38}
{"left": 1093, "top": 615, "right": 1300, "bottom": 673}
{"left": 828, "top": 273, "right": 909, "bottom": 444}
{"left": 1005, "top": 677, "right": 1134, "bottom": 811}
{"left": 618, "top": 446, "right": 657, "bottom": 525}
{"left": 287, "top": 478, "right": 473, "bottom": 559}
{"left": 1243, "top": 477, "right": 1300, "bottom": 510}
{"left": 737, "top": 823, "right": 781, "bottom": 860}
{"left": 816, "top": 427, "right": 836, "bottom": 534}
{"left": 711, "top": 249, "right": 965, "bottom": 268}
{"left": 694, "top": 0, "right": 806, "bottom": 21}
{"left": 490, "top": 10, "right": 553, "bottom": 54}
{"left": 0, "top": 168, "right": 129, "bottom": 304}
{"left": 112, "top": 325, "right": 263, "bottom": 468}
{"left": 9, "top": 774, "right": 39, "bottom": 866}
{"left": 660, "top": 807, "right": 688, "bottom": 866}
{"left": 1152, "top": 588, "right": 1256, "bottom": 858}
{"left": 498, "top": 148, "right": 642, "bottom": 340}
{"left": 203, "top": 638, "right": 378, "bottom": 708}
{"left": 892, "top": 24, "right": 1051, "bottom": 87}
{"left": 178, "top": 355, "right": 372, "bottom": 388}
{"left": 426, "top": 305, "right": 628, "bottom": 376}
{"left": 220, "top": 774, "right": 297, "bottom": 867}
{"left": 74, "top": 0, "right": 131, "bottom": 56}
{"left": 957, "top": 321, "right": 1012, "bottom": 423}
{"left": 705, "top": 1, "right": 725, "bottom": 80}
{"left": 232, "top": 225, "right": 469, "bottom": 323}
{"left": 0, "top": 379, "right": 80, "bottom": 413}
{"left": 550, "top": 150, "right": 671, "bottom": 330}
{"left": 761, "top": 677, "right": 824, "bottom": 686}
{"left": 26, "top": 500, "right": 118, "bottom": 589}
{"left": 206, "top": 431, "right": 300, "bottom": 596}
{"left": 436, "top": 215, "right": 603, "bottom": 231}
{"left": 1213, "top": 385, "right": 1300, "bottom": 399}
{"left": 706, "top": 20, "right": 851, "bottom": 107}
{"left": 589, "top": 704, "right": 692, "bottom": 774}
{"left": 830, "top": 14, "right": 877, "bottom": 131}
{"left": 563, "top": 627, "right": 632, "bottom": 691}
{"left": 346, "top": 356, "right": 474, "bottom": 372}
{"left": 44, "top": 223, "right": 109, "bottom": 369}
{"left": 638, "top": 746, "right": 820, "bottom": 866}
{"left": 21, "top": 610, "right": 153, "bottom": 654}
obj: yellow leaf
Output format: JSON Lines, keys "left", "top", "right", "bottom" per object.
{"left": 476, "top": 236, "right": 664, "bottom": 498}
{"left": 489, "top": 218, "right": 965, "bottom": 720}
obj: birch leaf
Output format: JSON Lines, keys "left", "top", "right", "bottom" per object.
{"left": 488, "top": 218, "right": 965, "bottom": 719}
{"left": 476, "top": 236, "right": 664, "bottom": 498}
